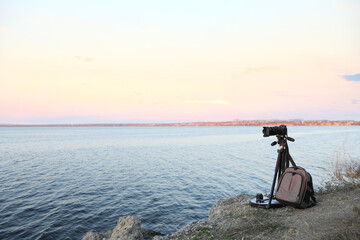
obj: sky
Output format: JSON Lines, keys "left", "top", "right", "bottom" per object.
{"left": 0, "top": 0, "right": 359, "bottom": 123}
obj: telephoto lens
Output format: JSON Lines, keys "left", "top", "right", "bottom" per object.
{"left": 262, "top": 125, "right": 287, "bottom": 137}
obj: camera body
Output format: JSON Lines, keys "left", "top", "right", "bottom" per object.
{"left": 262, "top": 125, "right": 287, "bottom": 137}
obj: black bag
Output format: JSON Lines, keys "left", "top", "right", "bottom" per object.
{"left": 275, "top": 166, "right": 317, "bottom": 208}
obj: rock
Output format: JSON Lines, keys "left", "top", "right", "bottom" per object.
{"left": 153, "top": 235, "right": 167, "bottom": 240}
{"left": 82, "top": 215, "right": 164, "bottom": 240}
{"left": 110, "top": 216, "right": 144, "bottom": 240}
{"left": 208, "top": 194, "right": 250, "bottom": 222}
{"left": 154, "top": 194, "right": 251, "bottom": 239}
{"left": 155, "top": 219, "right": 213, "bottom": 239}
{"left": 82, "top": 231, "right": 104, "bottom": 240}
{"left": 175, "top": 219, "right": 210, "bottom": 236}
{"left": 141, "top": 228, "right": 164, "bottom": 240}
{"left": 104, "top": 230, "right": 113, "bottom": 239}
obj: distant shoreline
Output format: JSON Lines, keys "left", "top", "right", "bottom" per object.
{"left": 1, "top": 120, "right": 359, "bottom": 127}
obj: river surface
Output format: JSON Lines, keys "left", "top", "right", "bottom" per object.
{"left": 0, "top": 126, "right": 359, "bottom": 239}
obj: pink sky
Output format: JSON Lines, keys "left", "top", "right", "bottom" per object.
{"left": 0, "top": 0, "right": 359, "bottom": 123}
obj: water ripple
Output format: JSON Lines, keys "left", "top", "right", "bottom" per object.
{"left": 0, "top": 126, "right": 359, "bottom": 239}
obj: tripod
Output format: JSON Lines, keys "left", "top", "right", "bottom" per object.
{"left": 266, "top": 134, "right": 296, "bottom": 208}
{"left": 249, "top": 132, "right": 296, "bottom": 208}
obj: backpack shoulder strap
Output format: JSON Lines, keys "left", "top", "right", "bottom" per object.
{"left": 288, "top": 153, "right": 296, "bottom": 167}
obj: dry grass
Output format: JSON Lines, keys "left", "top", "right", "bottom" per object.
{"left": 332, "top": 148, "right": 360, "bottom": 185}
{"left": 329, "top": 148, "right": 360, "bottom": 240}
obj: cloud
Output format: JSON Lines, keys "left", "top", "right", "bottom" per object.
{"left": 351, "top": 99, "right": 359, "bottom": 105}
{"left": 337, "top": 3, "right": 360, "bottom": 13}
{"left": 278, "top": 93, "right": 294, "bottom": 97}
{"left": 244, "top": 66, "right": 277, "bottom": 74}
{"left": 341, "top": 73, "right": 360, "bottom": 82}
{"left": 232, "top": 66, "right": 278, "bottom": 78}
{"left": 184, "top": 100, "right": 231, "bottom": 105}
{"left": 74, "top": 56, "right": 94, "bottom": 62}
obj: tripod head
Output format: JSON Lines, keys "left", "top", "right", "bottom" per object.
{"left": 268, "top": 130, "right": 296, "bottom": 169}
{"left": 270, "top": 134, "right": 295, "bottom": 147}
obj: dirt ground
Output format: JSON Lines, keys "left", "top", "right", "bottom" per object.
{"left": 164, "top": 185, "right": 360, "bottom": 240}
{"left": 262, "top": 186, "right": 360, "bottom": 239}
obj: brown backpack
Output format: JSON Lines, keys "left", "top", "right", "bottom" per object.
{"left": 276, "top": 166, "right": 316, "bottom": 208}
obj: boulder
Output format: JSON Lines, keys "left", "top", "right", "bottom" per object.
{"left": 208, "top": 194, "right": 250, "bottom": 221}
{"left": 82, "top": 231, "right": 104, "bottom": 240}
{"left": 82, "top": 215, "right": 164, "bottom": 240}
{"left": 109, "top": 216, "right": 144, "bottom": 240}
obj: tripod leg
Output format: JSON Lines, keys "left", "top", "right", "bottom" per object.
{"left": 281, "top": 149, "right": 286, "bottom": 173}
{"left": 267, "top": 151, "right": 281, "bottom": 209}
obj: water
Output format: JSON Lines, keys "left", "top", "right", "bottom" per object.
{"left": 0, "top": 126, "right": 359, "bottom": 239}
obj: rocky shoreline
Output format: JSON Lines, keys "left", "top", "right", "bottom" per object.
{"left": 82, "top": 186, "right": 360, "bottom": 240}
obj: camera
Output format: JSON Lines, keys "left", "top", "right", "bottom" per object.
{"left": 262, "top": 125, "right": 287, "bottom": 137}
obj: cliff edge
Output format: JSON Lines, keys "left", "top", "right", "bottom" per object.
{"left": 83, "top": 185, "right": 360, "bottom": 240}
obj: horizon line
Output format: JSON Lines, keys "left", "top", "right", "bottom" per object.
{"left": 1, "top": 119, "right": 359, "bottom": 127}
